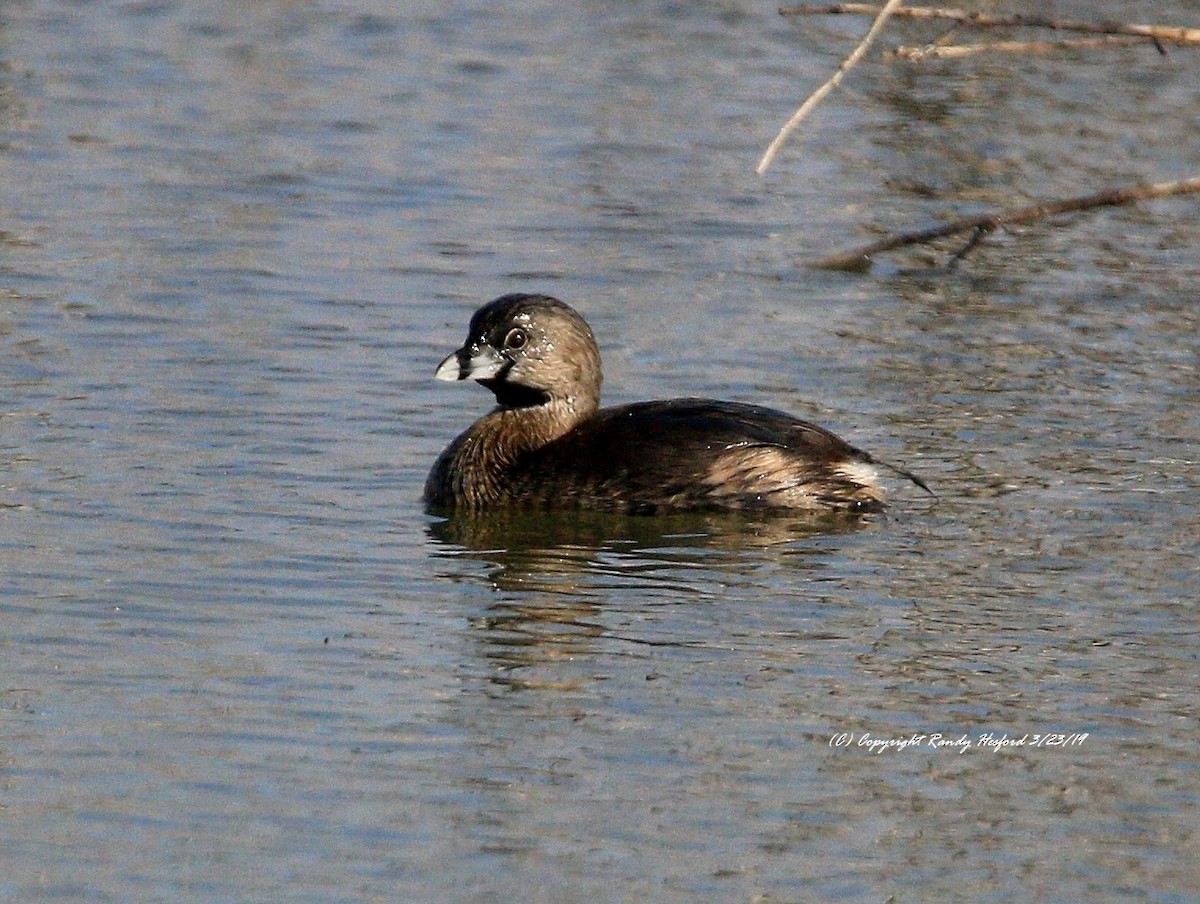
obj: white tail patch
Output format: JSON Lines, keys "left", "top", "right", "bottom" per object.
{"left": 834, "top": 460, "right": 881, "bottom": 489}
{"left": 705, "top": 446, "right": 883, "bottom": 509}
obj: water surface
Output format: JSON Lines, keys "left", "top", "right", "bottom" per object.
{"left": 2, "top": 1, "right": 1198, "bottom": 901}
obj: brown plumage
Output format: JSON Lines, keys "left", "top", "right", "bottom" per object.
{"left": 424, "top": 294, "right": 926, "bottom": 515}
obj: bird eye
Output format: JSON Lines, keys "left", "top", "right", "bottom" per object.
{"left": 503, "top": 328, "right": 528, "bottom": 350}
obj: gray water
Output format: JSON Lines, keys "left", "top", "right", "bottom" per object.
{"left": 2, "top": 1, "right": 1198, "bottom": 901}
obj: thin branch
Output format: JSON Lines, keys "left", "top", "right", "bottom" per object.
{"left": 779, "top": 4, "right": 1200, "bottom": 45}
{"left": 756, "top": 0, "right": 904, "bottom": 176}
{"left": 893, "top": 35, "right": 1158, "bottom": 61}
{"left": 945, "top": 224, "right": 990, "bottom": 271}
{"left": 809, "top": 177, "right": 1200, "bottom": 270}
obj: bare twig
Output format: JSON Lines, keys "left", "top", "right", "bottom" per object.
{"left": 893, "top": 35, "right": 1158, "bottom": 61}
{"left": 809, "top": 177, "right": 1200, "bottom": 270}
{"left": 779, "top": 4, "right": 1200, "bottom": 45}
{"left": 945, "top": 224, "right": 990, "bottom": 271}
{"left": 756, "top": 0, "right": 904, "bottom": 176}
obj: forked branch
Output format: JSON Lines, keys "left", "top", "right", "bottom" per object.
{"left": 892, "top": 35, "right": 1162, "bottom": 61}
{"left": 809, "top": 178, "right": 1200, "bottom": 270}
{"left": 779, "top": 4, "right": 1200, "bottom": 46}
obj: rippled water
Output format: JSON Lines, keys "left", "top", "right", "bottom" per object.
{"left": 3, "top": 1, "right": 1198, "bottom": 901}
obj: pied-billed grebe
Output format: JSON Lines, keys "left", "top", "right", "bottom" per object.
{"left": 425, "top": 293, "right": 927, "bottom": 514}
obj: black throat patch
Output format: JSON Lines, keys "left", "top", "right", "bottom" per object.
{"left": 479, "top": 379, "right": 552, "bottom": 409}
